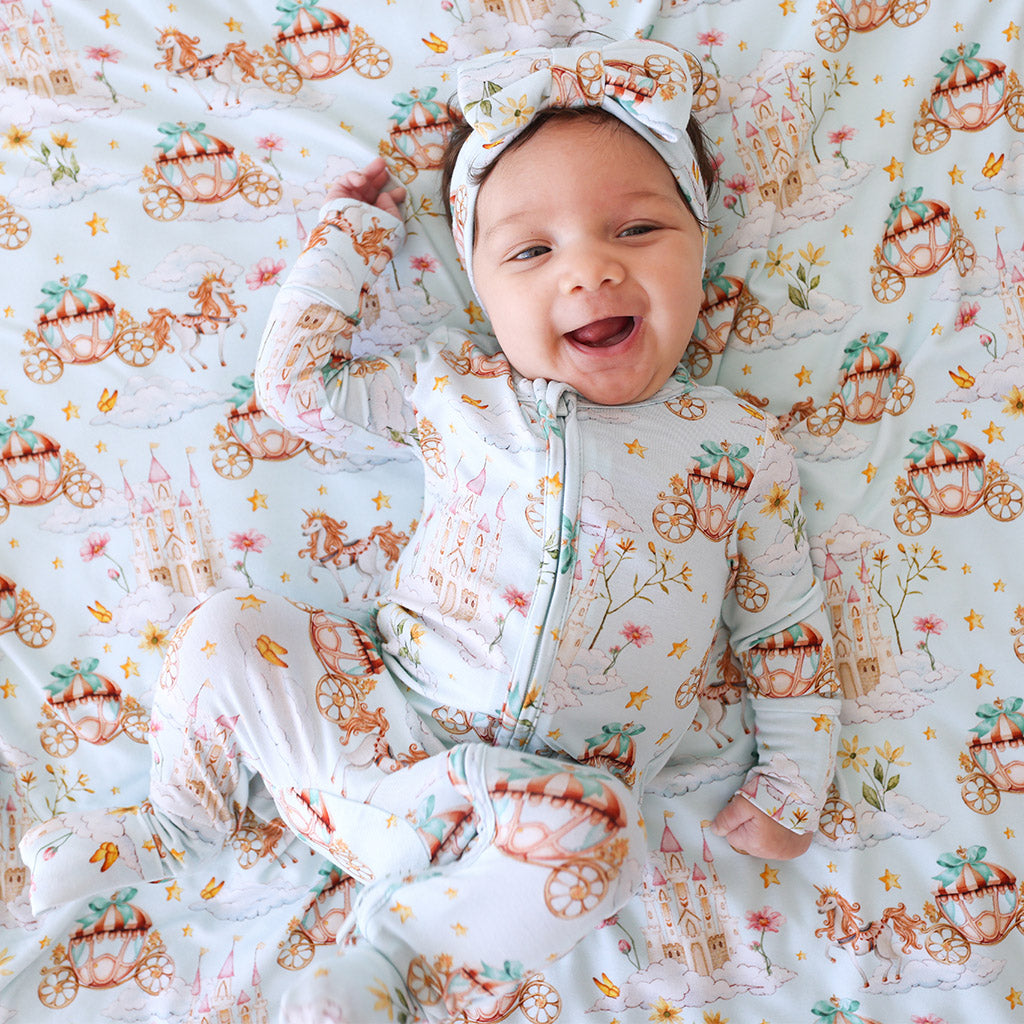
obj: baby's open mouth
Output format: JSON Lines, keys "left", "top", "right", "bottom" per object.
{"left": 565, "top": 316, "right": 637, "bottom": 348}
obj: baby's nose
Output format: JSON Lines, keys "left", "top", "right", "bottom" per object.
{"left": 561, "top": 244, "right": 625, "bottom": 293}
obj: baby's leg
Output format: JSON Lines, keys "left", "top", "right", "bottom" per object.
{"left": 21, "top": 588, "right": 432, "bottom": 913}
{"left": 282, "top": 745, "right": 646, "bottom": 1024}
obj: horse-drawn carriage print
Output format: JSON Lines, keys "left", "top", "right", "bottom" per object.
{"left": 913, "top": 42, "right": 1024, "bottom": 154}
{"left": 277, "top": 867, "right": 357, "bottom": 970}
{"left": 0, "top": 193, "right": 30, "bottom": 249}
{"left": 0, "top": 573, "right": 55, "bottom": 648}
{"left": 813, "top": 0, "right": 930, "bottom": 53}
{"left": 0, "top": 415, "right": 103, "bottom": 523}
{"left": 957, "top": 697, "right": 1024, "bottom": 815}
{"left": 210, "top": 377, "right": 334, "bottom": 478}
{"left": 38, "top": 890, "right": 174, "bottom": 1009}
{"left": 141, "top": 121, "right": 281, "bottom": 222}
{"left": 871, "top": 187, "right": 975, "bottom": 303}
{"left": 803, "top": 332, "right": 914, "bottom": 436}
{"left": 24, "top": 275, "right": 159, "bottom": 384}
{"left": 686, "top": 263, "right": 772, "bottom": 378}
{"left": 37, "top": 658, "right": 148, "bottom": 757}
{"left": 891, "top": 424, "right": 1023, "bottom": 535}
{"left": 379, "top": 87, "right": 453, "bottom": 184}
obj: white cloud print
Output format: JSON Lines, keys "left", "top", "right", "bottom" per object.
{"left": 90, "top": 374, "right": 229, "bottom": 429}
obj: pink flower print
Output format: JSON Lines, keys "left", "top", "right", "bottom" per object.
{"left": 80, "top": 533, "right": 110, "bottom": 561}
{"left": 620, "top": 622, "right": 653, "bottom": 648}
{"left": 745, "top": 907, "right": 783, "bottom": 932}
{"left": 246, "top": 257, "right": 286, "bottom": 290}
{"left": 502, "top": 586, "right": 531, "bottom": 614}
{"left": 256, "top": 134, "right": 284, "bottom": 153}
{"left": 410, "top": 254, "right": 439, "bottom": 273}
{"left": 913, "top": 615, "right": 945, "bottom": 636}
{"left": 697, "top": 30, "right": 726, "bottom": 48}
{"left": 724, "top": 174, "right": 754, "bottom": 195}
{"left": 827, "top": 126, "right": 856, "bottom": 144}
{"left": 955, "top": 302, "right": 980, "bottom": 331}
{"left": 85, "top": 46, "right": 121, "bottom": 63}
{"left": 230, "top": 530, "right": 268, "bottom": 553}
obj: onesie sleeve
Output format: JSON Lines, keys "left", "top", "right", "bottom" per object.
{"left": 254, "top": 198, "right": 418, "bottom": 450}
{"left": 719, "top": 421, "right": 841, "bottom": 835}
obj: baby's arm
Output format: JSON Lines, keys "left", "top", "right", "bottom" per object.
{"left": 254, "top": 159, "right": 413, "bottom": 448}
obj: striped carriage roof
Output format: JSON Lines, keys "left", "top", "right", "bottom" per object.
{"left": 754, "top": 621, "right": 823, "bottom": 650}
{"left": 933, "top": 45, "right": 1004, "bottom": 94}
{"left": 491, "top": 764, "right": 624, "bottom": 821}
{"left": 49, "top": 668, "right": 120, "bottom": 704}
{"left": 691, "top": 443, "right": 754, "bottom": 487}
{"left": 37, "top": 279, "right": 115, "bottom": 324}
{"left": 701, "top": 263, "right": 741, "bottom": 306}
{"left": 156, "top": 127, "right": 234, "bottom": 164}
{"left": 883, "top": 192, "right": 948, "bottom": 238}
{"left": 0, "top": 573, "right": 14, "bottom": 595}
{"left": 907, "top": 426, "right": 985, "bottom": 468}
{"left": 935, "top": 855, "right": 1016, "bottom": 897}
{"left": 841, "top": 332, "right": 900, "bottom": 375}
{"left": 969, "top": 700, "right": 1024, "bottom": 746}
{"left": 276, "top": 1, "right": 348, "bottom": 40}
{"left": 71, "top": 896, "right": 152, "bottom": 939}
{"left": 1, "top": 420, "right": 60, "bottom": 460}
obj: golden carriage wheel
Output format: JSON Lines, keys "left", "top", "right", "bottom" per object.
{"left": 890, "top": 0, "right": 930, "bottom": 28}
{"left": 261, "top": 54, "right": 302, "bottom": 95}
{"left": 911, "top": 115, "right": 951, "bottom": 155}
{"left": 420, "top": 432, "right": 446, "bottom": 478}
{"left": 1005, "top": 74, "right": 1024, "bottom": 131}
{"left": 142, "top": 183, "right": 185, "bottom": 222}
{"left": 884, "top": 374, "right": 915, "bottom": 416}
{"left": 735, "top": 297, "right": 772, "bottom": 344}
{"left": 211, "top": 439, "right": 254, "bottom": 479}
{"left": 665, "top": 393, "right": 707, "bottom": 420}
{"left": 814, "top": 11, "right": 849, "bottom": 52}
{"left": 16, "top": 606, "right": 56, "bottom": 647}
{"left": 684, "top": 343, "right": 713, "bottom": 380}
{"left": 806, "top": 397, "right": 845, "bottom": 437}
{"left": 735, "top": 571, "right": 769, "bottom": 613}
{"left": 984, "top": 479, "right": 1024, "bottom": 522}
{"left": 544, "top": 860, "right": 609, "bottom": 919}
{"left": 315, "top": 673, "right": 361, "bottom": 725}
{"left": 387, "top": 150, "right": 418, "bottom": 185}
{"left": 62, "top": 466, "right": 103, "bottom": 509}
{"left": 232, "top": 822, "right": 262, "bottom": 869}
{"left": 951, "top": 226, "right": 977, "bottom": 275}
{"left": 23, "top": 346, "right": 64, "bottom": 384}
{"left": 40, "top": 720, "right": 78, "bottom": 758}
{"left": 352, "top": 42, "right": 392, "bottom": 80}
{"left": 115, "top": 323, "right": 157, "bottom": 367}
{"left": 870, "top": 262, "right": 906, "bottom": 303}
{"left": 645, "top": 53, "right": 687, "bottom": 89}
{"left": 0, "top": 208, "right": 30, "bottom": 249}
{"left": 520, "top": 977, "right": 561, "bottom": 1024}
{"left": 37, "top": 963, "right": 78, "bottom": 1009}
{"left": 652, "top": 496, "right": 696, "bottom": 544}
{"left": 0, "top": 494, "right": 9, "bottom": 524}
{"left": 277, "top": 932, "right": 315, "bottom": 971}
{"left": 574, "top": 50, "right": 605, "bottom": 101}
{"left": 525, "top": 498, "right": 544, "bottom": 537}
{"left": 818, "top": 791, "right": 856, "bottom": 840}
{"left": 893, "top": 495, "right": 931, "bottom": 535}
{"left": 961, "top": 773, "right": 1000, "bottom": 815}
{"left": 431, "top": 705, "right": 473, "bottom": 736}
{"left": 240, "top": 169, "right": 283, "bottom": 209}
{"left": 121, "top": 702, "right": 150, "bottom": 744}
{"left": 924, "top": 922, "right": 970, "bottom": 965}
{"left": 135, "top": 949, "right": 174, "bottom": 995}
{"left": 406, "top": 955, "right": 444, "bottom": 1006}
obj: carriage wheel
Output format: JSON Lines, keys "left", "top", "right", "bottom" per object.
{"left": 665, "top": 394, "right": 707, "bottom": 420}
{"left": 684, "top": 343, "right": 713, "bottom": 379}
{"left": 62, "top": 466, "right": 103, "bottom": 508}
{"left": 652, "top": 497, "right": 696, "bottom": 544}
{"left": 912, "top": 115, "right": 951, "bottom": 154}
{"left": 352, "top": 42, "right": 391, "bottom": 80}
{"left": 0, "top": 208, "right": 30, "bottom": 249}
{"left": 575, "top": 50, "right": 604, "bottom": 101}
{"left": 814, "top": 11, "right": 850, "bottom": 52}
{"left": 40, "top": 720, "right": 78, "bottom": 758}
{"left": 870, "top": 263, "right": 905, "bottom": 303}
{"left": 240, "top": 170, "right": 283, "bottom": 209}
{"left": 961, "top": 773, "right": 1000, "bottom": 815}
{"left": 1005, "top": 80, "right": 1024, "bottom": 131}
{"left": 984, "top": 479, "right": 1024, "bottom": 522}
{"left": 519, "top": 977, "right": 561, "bottom": 1024}
{"left": 818, "top": 791, "right": 856, "bottom": 840}
{"left": 16, "top": 606, "right": 55, "bottom": 647}
{"left": 645, "top": 53, "right": 686, "bottom": 89}
{"left": 431, "top": 705, "right": 473, "bottom": 736}
{"left": 0, "top": 494, "right": 8, "bottom": 524}
{"left": 884, "top": 374, "right": 915, "bottom": 416}
{"left": 211, "top": 440, "right": 254, "bottom": 479}
{"left": 806, "top": 398, "right": 844, "bottom": 437}
{"left": 736, "top": 571, "right": 769, "bottom": 613}
{"left": 142, "top": 184, "right": 184, "bottom": 222}
{"left": 545, "top": 860, "right": 609, "bottom": 918}
{"left": 525, "top": 498, "right": 544, "bottom": 537}
{"left": 261, "top": 55, "right": 302, "bottom": 94}
{"left": 315, "top": 674, "right": 361, "bottom": 725}
{"left": 734, "top": 299, "right": 772, "bottom": 343}
{"left": 951, "top": 229, "right": 976, "bottom": 275}
{"left": 893, "top": 495, "right": 931, "bottom": 535}
{"left": 135, "top": 949, "right": 174, "bottom": 995}
{"left": 115, "top": 324, "right": 157, "bottom": 367}
{"left": 277, "top": 932, "right": 315, "bottom": 971}
{"left": 233, "top": 823, "right": 262, "bottom": 869}
{"left": 38, "top": 963, "right": 78, "bottom": 1009}
{"left": 406, "top": 955, "right": 444, "bottom": 1006}
{"left": 23, "top": 346, "right": 63, "bottom": 384}
{"left": 121, "top": 704, "right": 150, "bottom": 744}
{"left": 890, "top": 0, "right": 929, "bottom": 27}
{"left": 925, "top": 922, "right": 970, "bottom": 965}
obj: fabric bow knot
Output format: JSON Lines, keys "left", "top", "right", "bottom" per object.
{"left": 156, "top": 121, "right": 214, "bottom": 155}
{"left": 0, "top": 415, "right": 42, "bottom": 452}
{"left": 971, "top": 698, "right": 1024, "bottom": 740}
{"left": 47, "top": 657, "right": 103, "bottom": 697}
{"left": 37, "top": 274, "right": 92, "bottom": 316}
{"left": 75, "top": 888, "right": 140, "bottom": 931}
{"left": 933, "top": 845, "right": 994, "bottom": 888}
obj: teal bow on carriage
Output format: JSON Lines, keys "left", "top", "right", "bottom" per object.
{"left": 0, "top": 415, "right": 43, "bottom": 451}
{"left": 75, "top": 888, "right": 141, "bottom": 931}
{"left": 933, "top": 845, "right": 995, "bottom": 888}
{"left": 274, "top": 0, "right": 331, "bottom": 32}
{"left": 390, "top": 87, "right": 444, "bottom": 124}
{"left": 47, "top": 657, "right": 103, "bottom": 697}
{"left": 155, "top": 121, "right": 215, "bottom": 154}
{"left": 970, "top": 698, "right": 1024, "bottom": 740}
{"left": 935, "top": 42, "right": 986, "bottom": 84}
{"left": 36, "top": 274, "right": 93, "bottom": 316}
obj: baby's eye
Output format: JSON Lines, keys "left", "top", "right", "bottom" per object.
{"left": 620, "top": 224, "right": 656, "bottom": 237}
{"left": 511, "top": 245, "right": 549, "bottom": 261}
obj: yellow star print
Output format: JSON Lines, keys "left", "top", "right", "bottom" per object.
{"left": 626, "top": 687, "right": 651, "bottom": 710}
{"left": 624, "top": 438, "right": 647, "bottom": 457}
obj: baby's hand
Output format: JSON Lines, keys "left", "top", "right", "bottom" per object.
{"left": 326, "top": 157, "right": 406, "bottom": 217}
{"left": 710, "top": 794, "right": 813, "bottom": 861}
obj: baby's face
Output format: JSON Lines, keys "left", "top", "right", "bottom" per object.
{"left": 472, "top": 117, "right": 705, "bottom": 406}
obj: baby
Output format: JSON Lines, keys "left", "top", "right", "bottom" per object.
{"left": 22, "top": 39, "right": 840, "bottom": 1024}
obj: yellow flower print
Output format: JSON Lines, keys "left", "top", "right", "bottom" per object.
{"left": 839, "top": 734, "right": 870, "bottom": 771}
{"left": 499, "top": 94, "right": 535, "bottom": 128}
{"left": 1004, "top": 384, "right": 1024, "bottom": 418}
{"left": 759, "top": 482, "right": 791, "bottom": 517}
{"left": 875, "top": 740, "right": 910, "bottom": 766}
{"left": 2, "top": 125, "right": 31, "bottom": 151}
{"left": 798, "top": 242, "right": 829, "bottom": 267}
{"left": 648, "top": 996, "right": 685, "bottom": 1022}
{"left": 764, "top": 244, "right": 793, "bottom": 277}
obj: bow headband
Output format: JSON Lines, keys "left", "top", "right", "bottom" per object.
{"left": 449, "top": 39, "right": 708, "bottom": 297}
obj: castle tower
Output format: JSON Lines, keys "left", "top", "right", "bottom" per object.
{"left": 995, "top": 230, "right": 1024, "bottom": 354}
{"left": 556, "top": 533, "right": 608, "bottom": 670}
{"left": 1, "top": 792, "right": 31, "bottom": 903}
{"left": 0, "top": 0, "right": 81, "bottom": 95}
{"left": 854, "top": 549, "right": 897, "bottom": 682}
{"left": 468, "top": 0, "right": 551, "bottom": 26}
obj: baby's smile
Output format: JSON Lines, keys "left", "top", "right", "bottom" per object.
{"left": 565, "top": 315, "right": 638, "bottom": 349}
